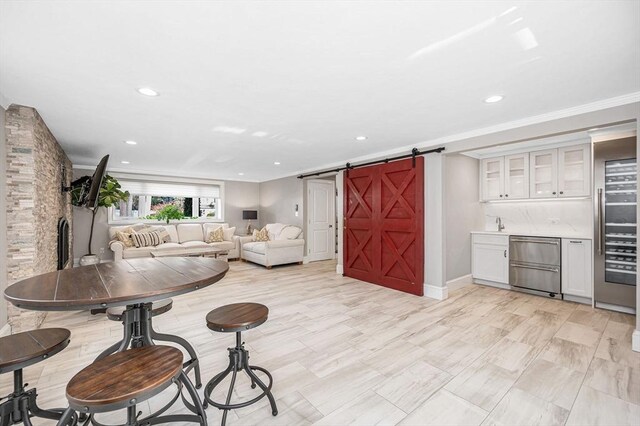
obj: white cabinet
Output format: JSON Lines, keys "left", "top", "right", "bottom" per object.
{"left": 472, "top": 234, "right": 509, "bottom": 285}
{"left": 530, "top": 149, "right": 558, "bottom": 198}
{"left": 504, "top": 153, "right": 529, "bottom": 199}
{"left": 481, "top": 157, "right": 504, "bottom": 201}
{"left": 562, "top": 238, "right": 592, "bottom": 299}
{"left": 480, "top": 142, "right": 591, "bottom": 201}
{"left": 558, "top": 144, "right": 591, "bottom": 197}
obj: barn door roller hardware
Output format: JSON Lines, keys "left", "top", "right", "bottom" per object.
{"left": 297, "top": 146, "right": 445, "bottom": 179}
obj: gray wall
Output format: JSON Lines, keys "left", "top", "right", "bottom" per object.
{"left": 259, "top": 176, "right": 303, "bottom": 228}
{"left": 225, "top": 180, "right": 260, "bottom": 232}
{"left": 72, "top": 172, "right": 260, "bottom": 261}
{"left": 444, "top": 153, "right": 482, "bottom": 282}
{"left": 0, "top": 105, "right": 7, "bottom": 332}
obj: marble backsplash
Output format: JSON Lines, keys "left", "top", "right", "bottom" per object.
{"left": 481, "top": 199, "right": 593, "bottom": 237}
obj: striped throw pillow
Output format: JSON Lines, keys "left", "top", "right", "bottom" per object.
{"left": 131, "top": 230, "right": 162, "bottom": 248}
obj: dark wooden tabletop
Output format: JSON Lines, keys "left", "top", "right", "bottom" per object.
{"left": 4, "top": 257, "right": 229, "bottom": 311}
{"left": 0, "top": 328, "right": 71, "bottom": 372}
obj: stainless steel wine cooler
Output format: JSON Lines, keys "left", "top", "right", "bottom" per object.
{"left": 594, "top": 137, "right": 637, "bottom": 310}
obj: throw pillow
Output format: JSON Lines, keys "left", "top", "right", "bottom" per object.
{"left": 255, "top": 227, "right": 270, "bottom": 242}
{"left": 207, "top": 227, "right": 224, "bottom": 243}
{"left": 223, "top": 227, "right": 236, "bottom": 241}
{"left": 115, "top": 230, "right": 135, "bottom": 248}
{"left": 150, "top": 226, "right": 172, "bottom": 243}
{"left": 131, "top": 230, "right": 162, "bottom": 248}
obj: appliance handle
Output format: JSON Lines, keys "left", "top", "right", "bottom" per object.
{"left": 510, "top": 262, "right": 559, "bottom": 273}
{"left": 597, "top": 188, "right": 604, "bottom": 255}
{"left": 510, "top": 238, "right": 560, "bottom": 245}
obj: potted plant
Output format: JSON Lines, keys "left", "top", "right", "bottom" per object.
{"left": 72, "top": 174, "right": 129, "bottom": 264}
{"left": 153, "top": 204, "right": 185, "bottom": 224}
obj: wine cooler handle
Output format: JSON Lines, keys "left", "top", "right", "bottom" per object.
{"left": 597, "top": 188, "right": 603, "bottom": 255}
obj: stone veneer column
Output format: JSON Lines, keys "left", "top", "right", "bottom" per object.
{"left": 4, "top": 105, "right": 73, "bottom": 332}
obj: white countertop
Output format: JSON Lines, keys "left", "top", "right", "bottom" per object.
{"left": 471, "top": 230, "right": 592, "bottom": 240}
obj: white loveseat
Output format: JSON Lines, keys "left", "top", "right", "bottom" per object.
{"left": 109, "top": 223, "right": 240, "bottom": 261}
{"left": 239, "top": 223, "right": 304, "bottom": 269}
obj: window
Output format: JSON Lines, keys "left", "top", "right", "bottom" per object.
{"left": 108, "top": 174, "right": 224, "bottom": 223}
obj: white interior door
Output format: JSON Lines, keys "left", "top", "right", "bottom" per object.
{"left": 307, "top": 179, "right": 335, "bottom": 262}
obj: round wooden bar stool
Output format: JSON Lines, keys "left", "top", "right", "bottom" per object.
{"left": 0, "top": 328, "right": 74, "bottom": 425}
{"left": 203, "top": 303, "right": 277, "bottom": 426}
{"left": 99, "top": 299, "right": 202, "bottom": 389}
{"left": 57, "top": 346, "right": 207, "bottom": 426}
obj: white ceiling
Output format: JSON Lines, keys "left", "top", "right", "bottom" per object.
{"left": 1, "top": 1, "right": 639, "bottom": 182}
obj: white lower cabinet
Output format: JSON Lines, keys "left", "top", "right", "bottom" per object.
{"left": 472, "top": 234, "right": 509, "bottom": 285}
{"left": 561, "top": 239, "right": 592, "bottom": 299}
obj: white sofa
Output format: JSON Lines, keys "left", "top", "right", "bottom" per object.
{"left": 239, "top": 223, "right": 304, "bottom": 269}
{"left": 109, "top": 223, "right": 240, "bottom": 261}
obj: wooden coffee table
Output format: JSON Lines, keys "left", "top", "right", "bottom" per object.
{"left": 150, "top": 247, "right": 229, "bottom": 260}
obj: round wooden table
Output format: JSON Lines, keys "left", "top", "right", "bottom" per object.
{"left": 4, "top": 257, "right": 229, "bottom": 423}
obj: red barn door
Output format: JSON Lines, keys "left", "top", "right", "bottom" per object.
{"left": 344, "top": 157, "right": 424, "bottom": 296}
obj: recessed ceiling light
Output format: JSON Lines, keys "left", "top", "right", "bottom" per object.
{"left": 238, "top": 172, "right": 244, "bottom": 176}
{"left": 274, "top": 161, "right": 281, "bottom": 165}
{"left": 124, "top": 140, "right": 137, "bottom": 145}
{"left": 137, "top": 87, "right": 159, "bottom": 97}
{"left": 484, "top": 95, "right": 503, "bottom": 103}
{"left": 121, "top": 160, "right": 130, "bottom": 164}
{"left": 355, "top": 136, "right": 367, "bottom": 141}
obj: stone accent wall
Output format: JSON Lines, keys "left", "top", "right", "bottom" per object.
{"left": 4, "top": 105, "right": 73, "bottom": 332}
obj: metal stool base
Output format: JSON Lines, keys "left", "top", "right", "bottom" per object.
{"left": 203, "top": 332, "right": 277, "bottom": 426}
{"left": 0, "top": 369, "right": 76, "bottom": 426}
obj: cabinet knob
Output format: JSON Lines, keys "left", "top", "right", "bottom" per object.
{"left": 559, "top": 191, "right": 564, "bottom": 195}
{"left": 552, "top": 191, "right": 557, "bottom": 195}
{"left": 505, "top": 194, "right": 509, "bottom": 197}
{"left": 499, "top": 194, "right": 503, "bottom": 198}
{"left": 504, "top": 250, "right": 507, "bottom": 258}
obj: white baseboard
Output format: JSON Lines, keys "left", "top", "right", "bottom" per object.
{"left": 302, "top": 256, "right": 310, "bottom": 264}
{"left": 563, "top": 294, "right": 592, "bottom": 305}
{"left": 446, "top": 274, "right": 472, "bottom": 292}
{"left": 633, "top": 330, "right": 640, "bottom": 353}
{"left": 425, "top": 284, "right": 448, "bottom": 300}
{"left": 336, "top": 264, "right": 344, "bottom": 274}
{"left": 0, "top": 323, "right": 11, "bottom": 337}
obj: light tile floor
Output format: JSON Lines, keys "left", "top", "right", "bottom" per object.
{"left": 1, "top": 260, "right": 639, "bottom": 425}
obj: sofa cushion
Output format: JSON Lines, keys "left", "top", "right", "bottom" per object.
{"left": 223, "top": 227, "right": 236, "bottom": 241}
{"left": 265, "top": 223, "right": 287, "bottom": 240}
{"left": 181, "top": 240, "right": 210, "bottom": 249}
{"left": 177, "top": 224, "right": 204, "bottom": 243}
{"left": 150, "top": 242, "right": 182, "bottom": 250}
{"left": 208, "top": 241, "right": 234, "bottom": 250}
{"left": 277, "top": 226, "right": 302, "bottom": 240}
{"left": 243, "top": 242, "right": 267, "bottom": 255}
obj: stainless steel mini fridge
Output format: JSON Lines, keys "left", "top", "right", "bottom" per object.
{"left": 594, "top": 137, "right": 637, "bottom": 310}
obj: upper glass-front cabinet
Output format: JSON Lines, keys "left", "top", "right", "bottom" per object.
{"left": 504, "top": 153, "right": 529, "bottom": 199}
{"left": 558, "top": 145, "right": 591, "bottom": 197}
{"left": 530, "top": 149, "right": 558, "bottom": 198}
{"left": 479, "top": 143, "right": 591, "bottom": 201}
{"left": 481, "top": 157, "right": 504, "bottom": 200}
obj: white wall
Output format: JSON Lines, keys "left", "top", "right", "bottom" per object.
{"left": 0, "top": 105, "right": 7, "bottom": 333}
{"left": 444, "top": 154, "right": 482, "bottom": 282}
{"left": 259, "top": 176, "right": 303, "bottom": 228}
{"left": 424, "top": 154, "right": 446, "bottom": 299}
{"left": 72, "top": 170, "right": 260, "bottom": 261}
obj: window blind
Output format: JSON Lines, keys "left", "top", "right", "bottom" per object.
{"left": 117, "top": 179, "right": 221, "bottom": 198}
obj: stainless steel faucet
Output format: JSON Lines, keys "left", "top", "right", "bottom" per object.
{"left": 496, "top": 216, "right": 505, "bottom": 231}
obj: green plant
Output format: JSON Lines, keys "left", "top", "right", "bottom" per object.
{"left": 153, "top": 204, "right": 185, "bottom": 224}
{"left": 73, "top": 174, "right": 130, "bottom": 255}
